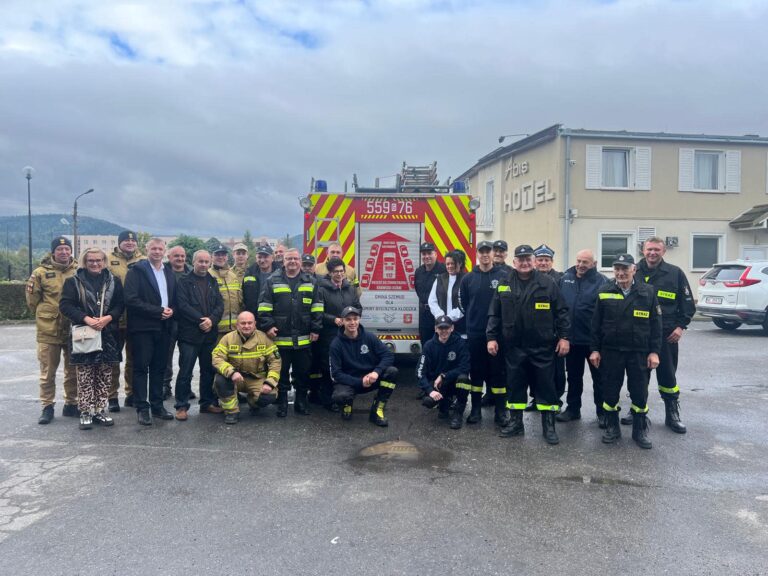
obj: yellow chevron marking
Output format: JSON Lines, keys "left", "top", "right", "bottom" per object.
{"left": 427, "top": 199, "right": 462, "bottom": 250}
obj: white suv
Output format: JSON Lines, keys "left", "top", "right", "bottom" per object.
{"left": 697, "top": 259, "right": 768, "bottom": 332}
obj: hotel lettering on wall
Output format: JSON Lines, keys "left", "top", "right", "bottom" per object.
{"left": 503, "top": 159, "right": 555, "bottom": 212}
{"left": 504, "top": 178, "right": 555, "bottom": 212}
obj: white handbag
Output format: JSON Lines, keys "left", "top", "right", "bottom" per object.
{"left": 71, "top": 282, "right": 106, "bottom": 354}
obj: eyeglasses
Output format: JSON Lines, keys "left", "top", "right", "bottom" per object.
{"left": 86, "top": 259, "right": 104, "bottom": 265}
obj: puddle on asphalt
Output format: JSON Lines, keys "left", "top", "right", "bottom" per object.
{"left": 559, "top": 475, "right": 652, "bottom": 488}
{"left": 347, "top": 439, "right": 453, "bottom": 472}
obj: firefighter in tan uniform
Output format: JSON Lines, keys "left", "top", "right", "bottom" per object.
{"left": 212, "top": 312, "right": 281, "bottom": 424}
{"left": 26, "top": 237, "right": 79, "bottom": 424}
{"left": 231, "top": 242, "right": 249, "bottom": 283}
{"left": 210, "top": 245, "right": 244, "bottom": 342}
{"left": 315, "top": 242, "right": 360, "bottom": 296}
{"left": 107, "top": 230, "right": 146, "bottom": 411}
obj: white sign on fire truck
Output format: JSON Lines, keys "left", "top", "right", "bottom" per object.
{"left": 358, "top": 223, "right": 420, "bottom": 329}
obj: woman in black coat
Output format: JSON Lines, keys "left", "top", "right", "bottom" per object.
{"left": 60, "top": 248, "right": 124, "bottom": 430}
{"left": 312, "top": 257, "right": 361, "bottom": 409}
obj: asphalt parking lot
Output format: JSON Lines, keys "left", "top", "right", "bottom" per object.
{"left": 1, "top": 321, "right": 767, "bottom": 576}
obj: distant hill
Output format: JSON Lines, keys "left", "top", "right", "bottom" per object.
{"left": 0, "top": 214, "right": 125, "bottom": 252}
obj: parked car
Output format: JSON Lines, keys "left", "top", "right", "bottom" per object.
{"left": 697, "top": 259, "right": 768, "bottom": 332}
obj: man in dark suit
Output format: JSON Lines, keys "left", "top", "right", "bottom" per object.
{"left": 124, "top": 237, "right": 177, "bottom": 425}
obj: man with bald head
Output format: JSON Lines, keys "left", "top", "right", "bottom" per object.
{"left": 174, "top": 249, "right": 224, "bottom": 420}
{"left": 212, "top": 311, "right": 281, "bottom": 425}
{"left": 557, "top": 249, "right": 609, "bottom": 425}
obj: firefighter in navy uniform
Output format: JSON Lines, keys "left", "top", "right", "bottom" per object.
{"left": 417, "top": 316, "right": 471, "bottom": 429}
{"left": 257, "top": 248, "right": 323, "bottom": 417}
{"left": 458, "top": 240, "right": 508, "bottom": 425}
{"left": 487, "top": 245, "right": 570, "bottom": 445}
{"left": 624, "top": 237, "right": 695, "bottom": 434}
{"left": 414, "top": 242, "right": 446, "bottom": 347}
{"left": 329, "top": 307, "right": 398, "bottom": 426}
{"left": 533, "top": 244, "right": 565, "bottom": 406}
{"left": 590, "top": 254, "right": 662, "bottom": 449}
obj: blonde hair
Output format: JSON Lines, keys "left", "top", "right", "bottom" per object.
{"left": 79, "top": 247, "right": 108, "bottom": 269}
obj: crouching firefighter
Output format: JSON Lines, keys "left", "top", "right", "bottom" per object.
{"left": 329, "top": 307, "right": 398, "bottom": 426}
{"left": 212, "top": 311, "right": 281, "bottom": 425}
{"left": 417, "top": 315, "right": 472, "bottom": 430}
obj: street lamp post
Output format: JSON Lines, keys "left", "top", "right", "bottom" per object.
{"left": 73, "top": 188, "right": 94, "bottom": 259}
{"left": 23, "top": 166, "right": 34, "bottom": 275}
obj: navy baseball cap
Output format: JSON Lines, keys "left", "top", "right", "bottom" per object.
{"left": 420, "top": 242, "right": 436, "bottom": 252}
{"left": 435, "top": 315, "right": 453, "bottom": 328}
{"left": 492, "top": 240, "right": 508, "bottom": 251}
{"left": 477, "top": 240, "right": 493, "bottom": 251}
{"left": 612, "top": 254, "right": 635, "bottom": 267}
{"left": 514, "top": 244, "right": 534, "bottom": 257}
{"left": 341, "top": 306, "right": 361, "bottom": 318}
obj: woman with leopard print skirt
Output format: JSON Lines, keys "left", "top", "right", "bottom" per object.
{"left": 60, "top": 248, "right": 124, "bottom": 430}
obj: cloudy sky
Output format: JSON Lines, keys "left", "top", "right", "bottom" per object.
{"left": 1, "top": 0, "right": 767, "bottom": 239}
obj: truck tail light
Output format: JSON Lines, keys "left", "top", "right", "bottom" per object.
{"left": 723, "top": 267, "right": 761, "bottom": 287}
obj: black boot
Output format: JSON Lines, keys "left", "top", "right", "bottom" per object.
{"left": 294, "top": 389, "right": 311, "bottom": 415}
{"left": 341, "top": 399, "right": 353, "bottom": 421}
{"left": 450, "top": 401, "right": 466, "bottom": 430}
{"left": 494, "top": 403, "right": 511, "bottom": 427}
{"left": 369, "top": 399, "right": 388, "bottom": 427}
{"left": 602, "top": 411, "right": 621, "bottom": 443}
{"left": 481, "top": 393, "right": 495, "bottom": 407}
{"left": 597, "top": 411, "right": 607, "bottom": 429}
{"left": 108, "top": 398, "right": 120, "bottom": 413}
{"left": 276, "top": 388, "right": 288, "bottom": 418}
{"left": 437, "top": 397, "right": 451, "bottom": 420}
{"left": 499, "top": 411, "right": 524, "bottom": 437}
{"left": 556, "top": 407, "right": 581, "bottom": 422}
{"left": 541, "top": 412, "right": 559, "bottom": 445}
{"left": 663, "top": 397, "right": 687, "bottom": 434}
{"left": 38, "top": 404, "right": 54, "bottom": 425}
{"left": 632, "top": 412, "right": 653, "bottom": 449}
{"left": 461, "top": 392, "right": 483, "bottom": 424}
{"left": 62, "top": 404, "right": 80, "bottom": 417}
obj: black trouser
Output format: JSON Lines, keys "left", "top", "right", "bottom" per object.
{"left": 131, "top": 329, "right": 170, "bottom": 413}
{"left": 601, "top": 349, "right": 649, "bottom": 413}
{"left": 174, "top": 339, "right": 216, "bottom": 411}
{"left": 467, "top": 335, "right": 505, "bottom": 407}
{"left": 504, "top": 345, "right": 558, "bottom": 411}
{"left": 655, "top": 330, "right": 680, "bottom": 399}
{"left": 564, "top": 343, "right": 604, "bottom": 413}
{"left": 163, "top": 319, "right": 179, "bottom": 388}
{"left": 309, "top": 333, "right": 334, "bottom": 405}
{"left": 441, "top": 373, "right": 471, "bottom": 405}
{"left": 332, "top": 366, "right": 398, "bottom": 405}
{"left": 419, "top": 304, "right": 436, "bottom": 347}
{"left": 278, "top": 347, "right": 312, "bottom": 396}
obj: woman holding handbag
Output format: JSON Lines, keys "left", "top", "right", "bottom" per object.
{"left": 60, "top": 248, "right": 124, "bottom": 430}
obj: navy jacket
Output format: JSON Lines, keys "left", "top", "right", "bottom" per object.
{"left": 559, "top": 266, "right": 608, "bottom": 346}
{"left": 124, "top": 259, "right": 176, "bottom": 333}
{"left": 459, "top": 265, "right": 507, "bottom": 338}
{"left": 329, "top": 325, "right": 394, "bottom": 388}
{"left": 416, "top": 332, "right": 471, "bottom": 393}
{"left": 636, "top": 258, "right": 696, "bottom": 333}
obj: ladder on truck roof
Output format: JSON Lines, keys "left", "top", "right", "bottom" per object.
{"left": 353, "top": 161, "right": 456, "bottom": 194}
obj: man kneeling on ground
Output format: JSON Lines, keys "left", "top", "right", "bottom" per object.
{"left": 417, "top": 315, "right": 473, "bottom": 430}
{"left": 329, "top": 307, "right": 398, "bottom": 426}
{"left": 212, "top": 312, "right": 281, "bottom": 425}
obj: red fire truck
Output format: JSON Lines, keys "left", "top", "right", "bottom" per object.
{"left": 300, "top": 163, "right": 480, "bottom": 354}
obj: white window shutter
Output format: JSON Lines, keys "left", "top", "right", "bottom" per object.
{"left": 725, "top": 150, "right": 741, "bottom": 193}
{"left": 678, "top": 148, "right": 694, "bottom": 191}
{"left": 585, "top": 145, "right": 602, "bottom": 189}
{"left": 634, "top": 147, "right": 652, "bottom": 190}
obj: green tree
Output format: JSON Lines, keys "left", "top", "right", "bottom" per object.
{"left": 169, "top": 234, "right": 207, "bottom": 265}
{"left": 136, "top": 231, "right": 152, "bottom": 250}
{"left": 205, "top": 237, "right": 223, "bottom": 253}
{"left": 242, "top": 230, "right": 257, "bottom": 265}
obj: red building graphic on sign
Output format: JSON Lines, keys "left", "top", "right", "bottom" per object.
{"left": 360, "top": 232, "right": 415, "bottom": 291}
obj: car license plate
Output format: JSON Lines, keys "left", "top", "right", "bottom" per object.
{"left": 704, "top": 296, "right": 723, "bottom": 305}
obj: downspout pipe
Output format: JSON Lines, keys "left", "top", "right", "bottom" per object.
{"left": 563, "top": 132, "right": 572, "bottom": 267}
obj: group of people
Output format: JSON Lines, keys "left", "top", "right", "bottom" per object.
{"left": 27, "top": 230, "right": 694, "bottom": 449}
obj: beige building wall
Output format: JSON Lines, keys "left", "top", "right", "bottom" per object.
{"left": 461, "top": 128, "right": 768, "bottom": 288}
